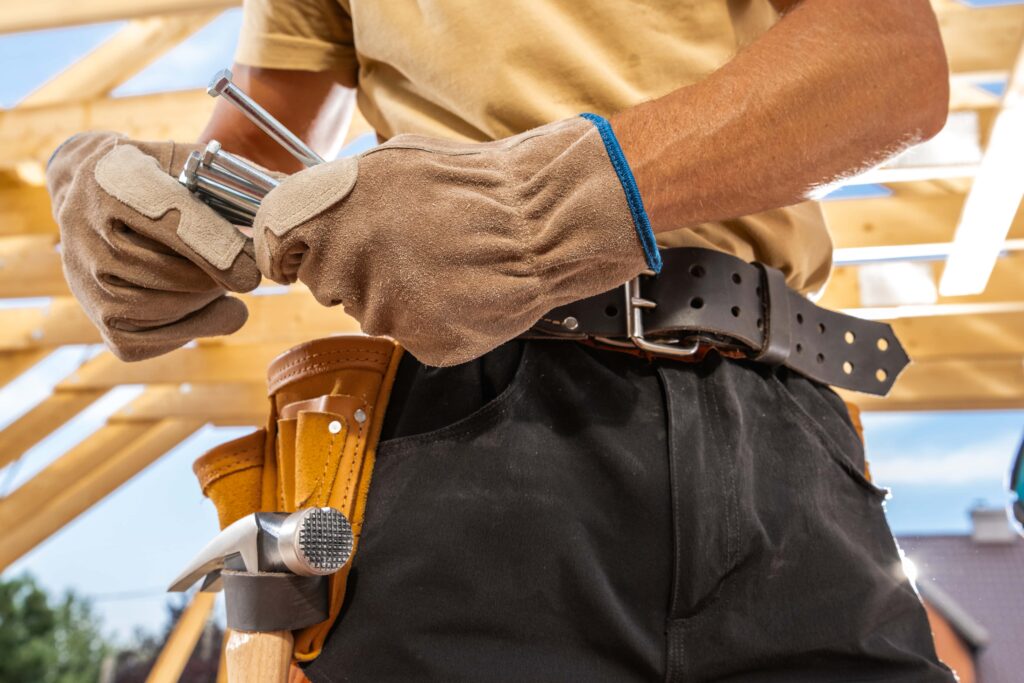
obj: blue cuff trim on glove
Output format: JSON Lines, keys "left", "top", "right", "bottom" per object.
{"left": 579, "top": 112, "right": 662, "bottom": 273}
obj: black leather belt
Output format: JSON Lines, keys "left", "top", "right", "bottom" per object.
{"left": 527, "top": 248, "right": 909, "bottom": 396}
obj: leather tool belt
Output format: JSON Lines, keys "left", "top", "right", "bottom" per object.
{"left": 192, "top": 336, "right": 404, "bottom": 663}
{"left": 527, "top": 247, "right": 909, "bottom": 396}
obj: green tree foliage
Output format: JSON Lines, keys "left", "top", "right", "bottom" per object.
{"left": 0, "top": 574, "right": 109, "bottom": 683}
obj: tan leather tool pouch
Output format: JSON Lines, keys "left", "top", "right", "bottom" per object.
{"left": 192, "top": 334, "right": 404, "bottom": 662}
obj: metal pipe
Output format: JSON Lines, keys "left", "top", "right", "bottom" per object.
{"left": 208, "top": 69, "right": 325, "bottom": 168}
{"left": 199, "top": 160, "right": 269, "bottom": 198}
{"left": 203, "top": 196, "right": 256, "bottom": 226}
{"left": 202, "top": 141, "right": 279, "bottom": 193}
{"left": 195, "top": 174, "right": 262, "bottom": 213}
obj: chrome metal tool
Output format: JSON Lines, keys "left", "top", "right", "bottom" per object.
{"left": 208, "top": 68, "right": 325, "bottom": 168}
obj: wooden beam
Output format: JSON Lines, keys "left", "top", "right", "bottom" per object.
{"left": 0, "top": 90, "right": 372, "bottom": 172}
{"left": 0, "top": 388, "right": 105, "bottom": 470}
{"left": 0, "top": 421, "right": 150, "bottom": 529}
{"left": 843, "top": 356, "right": 1024, "bottom": 412}
{"left": 0, "top": 235, "right": 67, "bottom": 297}
{"left": 115, "top": 384, "right": 266, "bottom": 425}
{"left": 20, "top": 13, "right": 221, "bottom": 107}
{"left": 0, "top": 0, "right": 238, "bottom": 34}
{"left": 0, "top": 291, "right": 360, "bottom": 351}
{"left": 0, "top": 184, "right": 57, "bottom": 236}
{"left": 891, "top": 311, "right": 1024, "bottom": 361}
{"left": 0, "top": 90, "right": 215, "bottom": 169}
{"left": 933, "top": 1, "right": 1024, "bottom": 75}
{"left": 145, "top": 592, "right": 217, "bottom": 683}
{"left": 59, "top": 344, "right": 287, "bottom": 389}
{"left": 938, "top": 31, "right": 1024, "bottom": 296}
{"left": 0, "top": 349, "right": 49, "bottom": 388}
{"left": 0, "top": 418, "right": 201, "bottom": 570}
{"left": 820, "top": 251, "right": 1024, "bottom": 310}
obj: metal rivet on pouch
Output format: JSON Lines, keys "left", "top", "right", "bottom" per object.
{"left": 353, "top": 409, "right": 367, "bottom": 424}
{"left": 328, "top": 420, "right": 342, "bottom": 434}
{"left": 562, "top": 316, "right": 579, "bottom": 331}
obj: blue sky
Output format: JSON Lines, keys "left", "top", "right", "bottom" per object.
{"left": 0, "top": 2, "right": 1022, "bottom": 642}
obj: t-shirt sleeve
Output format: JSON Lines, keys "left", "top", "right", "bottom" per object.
{"left": 235, "top": 0, "right": 358, "bottom": 86}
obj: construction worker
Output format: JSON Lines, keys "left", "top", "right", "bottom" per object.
{"left": 46, "top": 0, "right": 955, "bottom": 680}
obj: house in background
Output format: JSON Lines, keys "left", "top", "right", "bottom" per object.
{"left": 900, "top": 507, "right": 1024, "bottom": 683}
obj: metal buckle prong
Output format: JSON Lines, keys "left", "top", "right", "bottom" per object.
{"left": 624, "top": 273, "right": 700, "bottom": 358}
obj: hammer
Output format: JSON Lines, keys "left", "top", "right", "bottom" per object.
{"left": 169, "top": 507, "right": 354, "bottom": 682}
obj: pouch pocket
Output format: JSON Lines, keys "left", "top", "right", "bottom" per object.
{"left": 192, "top": 429, "right": 267, "bottom": 528}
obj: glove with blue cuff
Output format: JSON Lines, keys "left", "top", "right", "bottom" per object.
{"left": 253, "top": 114, "right": 660, "bottom": 367}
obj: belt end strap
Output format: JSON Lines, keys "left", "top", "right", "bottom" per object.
{"left": 753, "top": 263, "right": 791, "bottom": 367}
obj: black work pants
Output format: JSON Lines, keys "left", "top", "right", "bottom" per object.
{"left": 305, "top": 340, "right": 954, "bottom": 682}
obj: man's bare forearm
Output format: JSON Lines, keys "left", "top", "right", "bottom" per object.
{"left": 613, "top": 0, "right": 949, "bottom": 234}
{"left": 197, "top": 66, "right": 354, "bottom": 173}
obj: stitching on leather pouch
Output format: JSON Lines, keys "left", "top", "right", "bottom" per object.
{"left": 299, "top": 424, "right": 340, "bottom": 508}
{"left": 196, "top": 453, "right": 264, "bottom": 487}
{"left": 270, "top": 361, "right": 387, "bottom": 392}
{"left": 194, "top": 445, "right": 263, "bottom": 475}
{"left": 269, "top": 350, "right": 391, "bottom": 383}
{"left": 271, "top": 348, "right": 392, "bottom": 374}
{"left": 268, "top": 352, "right": 391, "bottom": 389}
{"left": 338, "top": 425, "right": 365, "bottom": 513}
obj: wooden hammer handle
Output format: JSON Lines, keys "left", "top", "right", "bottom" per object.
{"left": 226, "top": 629, "right": 293, "bottom": 683}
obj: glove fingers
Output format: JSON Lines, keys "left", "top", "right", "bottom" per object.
{"left": 101, "top": 228, "right": 225, "bottom": 294}
{"left": 103, "top": 296, "right": 249, "bottom": 362}
{"left": 93, "top": 144, "right": 260, "bottom": 292}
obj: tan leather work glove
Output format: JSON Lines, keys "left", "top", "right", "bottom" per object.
{"left": 253, "top": 114, "right": 661, "bottom": 366}
{"left": 46, "top": 132, "right": 261, "bottom": 361}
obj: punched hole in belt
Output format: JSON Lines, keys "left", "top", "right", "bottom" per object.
{"left": 877, "top": 338, "right": 889, "bottom": 351}
{"left": 843, "top": 361, "right": 854, "bottom": 375}
{"left": 796, "top": 313, "right": 804, "bottom": 324}
{"left": 816, "top": 353, "right": 825, "bottom": 364}
{"left": 844, "top": 331, "right": 856, "bottom": 344}
{"left": 690, "top": 264, "right": 706, "bottom": 278}
{"left": 876, "top": 369, "right": 888, "bottom": 382}
{"left": 731, "top": 306, "right": 741, "bottom": 317}
{"left": 818, "top": 323, "right": 826, "bottom": 334}
{"left": 732, "top": 273, "right": 742, "bottom": 284}
{"left": 605, "top": 305, "right": 618, "bottom": 317}
{"left": 691, "top": 297, "right": 704, "bottom": 309}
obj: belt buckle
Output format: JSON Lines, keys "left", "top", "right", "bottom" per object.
{"left": 622, "top": 270, "right": 700, "bottom": 358}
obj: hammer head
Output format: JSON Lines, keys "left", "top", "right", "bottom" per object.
{"left": 207, "top": 68, "right": 234, "bottom": 97}
{"left": 168, "top": 507, "right": 353, "bottom": 593}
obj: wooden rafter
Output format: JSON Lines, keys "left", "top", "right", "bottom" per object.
{"left": 842, "top": 357, "right": 1024, "bottom": 412}
{"left": 0, "top": 90, "right": 215, "bottom": 170}
{"left": 0, "top": 389, "right": 105, "bottom": 470}
{"left": 144, "top": 592, "right": 218, "bottom": 683}
{"left": 0, "top": 0, "right": 239, "bottom": 34}
{"left": 820, "top": 251, "right": 1024, "bottom": 309}
{"left": 0, "top": 418, "right": 202, "bottom": 570}
{"left": 0, "top": 291, "right": 361, "bottom": 351}
{"left": 0, "top": 349, "right": 50, "bottom": 388}
{"left": 20, "top": 13, "right": 222, "bottom": 107}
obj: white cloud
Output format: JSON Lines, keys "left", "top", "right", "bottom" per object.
{"left": 870, "top": 435, "right": 1018, "bottom": 486}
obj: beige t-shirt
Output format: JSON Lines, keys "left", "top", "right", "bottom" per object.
{"left": 236, "top": 0, "right": 832, "bottom": 293}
